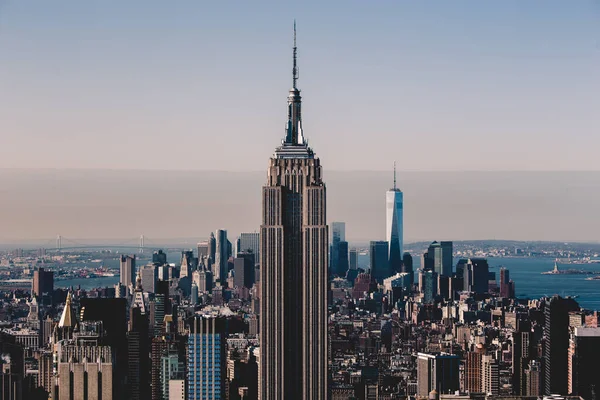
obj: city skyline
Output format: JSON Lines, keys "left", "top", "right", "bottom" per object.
{"left": 1, "top": 4, "right": 600, "bottom": 400}
{"left": 0, "top": 2, "right": 598, "bottom": 172}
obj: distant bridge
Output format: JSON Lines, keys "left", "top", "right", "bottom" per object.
{"left": 27, "top": 235, "right": 189, "bottom": 253}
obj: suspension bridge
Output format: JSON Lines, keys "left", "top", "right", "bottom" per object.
{"left": 29, "top": 235, "right": 187, "bottom": 253}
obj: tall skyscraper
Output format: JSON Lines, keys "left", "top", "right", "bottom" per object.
{"left": 423, "top": 241, "right": 453, "bottom": 277}
{"left": 260, "top": 23, "right": 328, "bottom": 400}
{"left": 499, "top": 267, "right": 515, "bottom": 298}
{"left": 32, "top": 267, "right": 54, "bottom": 304}
{"left": 336, "top": 240, "right": 349, "bottom": 277}
{"left": 419, "top": 269, "right": 438, "bottom": 304}
{"left": 349, "top": 248, "right": 358, "bottom": 270}
{"left": 416, "top": 352, "right": 460, "bottom": 397}
{"left": 120, "top": 255, "right": 136, "bottom": 289}
{"left": 214, "top": 230, "right": 228, "bottom": 285}
{"left": 568, "top": 327, "right": 600, "bottom": 398}
{"left": 330, "top": 222, "right": 346, "bottom": 276}
{"left": 188, "top": 316, "right": 226, "bottom": 400}
{"left": 234, "top": 252, "right": 256, "bottom": 289}
{"left": 481, "top": 354, "right": 499, "bottom": 395}
{"left": 369, "top": 241, "right": 390, "bottom": 283}
{"left": 402, "top": 252, "right": 414, "bottom": 285}
{"left": 386, "top": 162, "right": 403, "bottom": 274}
{"left": 464, "top": 258, "right": 489, "bottom": 294}
{"left": 525, "top": 360, "right": 542, "bottom": 396}
{"left": 208, "top": 232, "right": 216, "bottom": 268}
{"left": 543, "top": 295, "right": 579, "bottom": 395}
{"left": 238, "top": 232, "right": 260, "bottom": 261}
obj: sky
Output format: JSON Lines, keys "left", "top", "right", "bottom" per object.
{"left": 0, "top": 1, "right": 599, "bottom": 171}
{"left": 2, "top": 170, "right": 599, "bottom": 243}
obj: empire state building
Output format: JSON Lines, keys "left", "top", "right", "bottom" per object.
{"left": 260, "top": 24, "right": 328, "bottom": 400}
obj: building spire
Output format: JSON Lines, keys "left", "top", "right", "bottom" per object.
{"left": 281, "top": 20, "right": 305, "bottom": 147}
{"left": 293, "top": 19, "right": 298, "bottom": 89}
{"left": 393, "top": 161, "right": 397, "bottom": 190}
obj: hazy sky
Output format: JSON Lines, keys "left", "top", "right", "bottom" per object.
{"left": 1, "top": 1, "right": 599, "bottom": 171}
{"left": 1, "top": 170, "right": 599, "bottom": 244}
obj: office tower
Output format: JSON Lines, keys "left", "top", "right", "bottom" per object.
{"left": 512, "top": 328, "right": 531, "bottom": 395}
{"left": 151, "top": 338, "right": 168, "bottom": 400}
{"left": 120, "top": 255, "right": 136, "bottom": 288}
{"left": 419, "top": 269, "right": 438, "bottom": 304}
{"left": 349, "top": 248, "right": 358, "bottom": 270}
{"left": 463, "top": 348, "right": 483, "bottom": 393}
{"left": 481, "top": 354, "right": 499, "bottom": 395}
{"left": 198, "top": 241, "right": 209, "bottom": 260}
{"left": 402, "top": 252, "right": 414, "bottom": 282}
{"left": 141, "top": 265, "right": 158, "bottom": 294}
{"left": 416, "top": 353, "right": 460, "bottom": 397}
{"left": 188, "top": 316, "right": 226, "bottom": 400}
{"left": 440, "top": 241, "right": 453, "bottom": 276}
{"left": 38, "top": 351, "right": 53, "bottom": 396}
{"left": 382, "top": 273, "right": 411, "bottom": 305}
{"left": 180, "top": 250, "right": 196, "bottom": 279}
{"left": 330, "top": 222, "right": 346, "bottom": 276}
{"left": 208, "top": 232, "right": 216, "bottom": 268}
{"left": 191, "top": 283, "right": 198, "bottom": 305}
{"left": 464, "top": 258, "right": 489, "bottom": 294}
{"left": 214, "top": 230, "right": 228, "bottom": 284}
{"left": 239, "top": 232, "right": 260, "bottom": 261}
{"left": 437, "top": 274, "right": 450, "bottom": 300}
{"left": 499, "top": 267, "right": 515, "bottom": 298}
{"left": 79, "top": 298, "right": 128, "bottom": 394}
{"left": 162, "top": 353, "right": 185, "bottom": 400}
{"left": 568, "top": 327, "right": 600, "bottom": 398}
{"left": 386, "top": 162, "right": 403, "bottom": 274}
{"left": 543, "top": 295, "right": 579, "bottom": 395}
{"left": 32, "top": 267, "right": 54, "bottom": 304}
{"left": 370, "top": 241, "right": 390, "bottom": 283}
{"left": 260, "top": 24, "right": 328, "bottom": 400}
{"left": 128, "top": 277, "right": 150, "bottom": 400}
{"left": 153, "top": 281, "right": 170, "bottom": 336}
{"left": 525, "top": 360, "right": 541, "bottom": 396}
{"left": 194, "top": 269, "right": 213, "bottom": 293}
{"left": 234, "top": 252, "right": 256, "bottom": 289}
{"left": 423, "top": 241, "right": 453, "bottom": 277}
{"left": 0, "top": 333, "right": 24, "bottom": 400}
{"left": 56, "top": 343, "right": 113, "bottom": 400}
{"left": 337, "top": 241, "right": 349, "bottom": 278}
{"left": 153, "top": 250, "right": 167, "bottom": 265}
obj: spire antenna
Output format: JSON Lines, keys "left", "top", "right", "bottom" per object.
{"left": 393, "top": 161, "right": 397, "bottom": 190}
{"left": 293, "top": 20, "right": 298, "bottom": 88}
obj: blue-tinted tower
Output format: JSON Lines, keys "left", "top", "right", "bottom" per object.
{"left": 386, "top": 162, "right": 404, "bottom": 273}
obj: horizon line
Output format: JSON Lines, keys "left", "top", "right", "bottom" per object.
{"left": 1, "top": 167, "right": 599, "bottom": 173}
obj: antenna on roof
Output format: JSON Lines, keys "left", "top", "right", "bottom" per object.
{"left": 293, "top": 20, "right": 299, "bottom": 88}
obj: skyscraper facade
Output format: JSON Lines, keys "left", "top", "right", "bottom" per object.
{"left": 188, "top": 316, "right": 226, "bottom": 400}
{"left": 416, "top": 352, "right": 460, "bottom": 397}
{"left": 214, "top": 230, "right": 228, "bottom": 285}
{"left": 386, "top": 163, "right": 403, "bottom": 274}
{"left": 238, "top": 232, "right": 260, "bottom": 261}
{"left": 369, "top": 241, "right": 390, "bottom": 283}
{"left": 120, "top": 255, "right": 136, "bottom": 289}
{"left": 568, "top": 326, "right": 600, "bottom": 398}
{"left": 543, "top": 295, "right": 579, "bottom": 395}
{"left": 260, "top": 24, "right": 328, "bottom": 400}
{"left": 330, "top": 222, "right": 346, "bottom": 276}
{"left": 464, "top": 258, "right": 489, "bottom": 294}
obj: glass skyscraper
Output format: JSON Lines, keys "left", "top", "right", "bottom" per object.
{"left": 386, "top": 163, "right": 403, "bottom": 274}
{"left": 188, "top": 316, "right": 225, "bottom": 400}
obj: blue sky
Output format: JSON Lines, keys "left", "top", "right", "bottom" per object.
{"left": 0, "top": 1, "right": 598, "bottom": 171}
